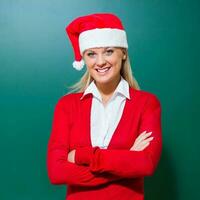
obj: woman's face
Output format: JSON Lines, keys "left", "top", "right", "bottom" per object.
{"left": 83, "top": 47, "right": 126, "bottom": 86}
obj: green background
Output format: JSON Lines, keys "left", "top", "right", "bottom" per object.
{"left": 0, "top": 0, "right": 199, "bottom": 199}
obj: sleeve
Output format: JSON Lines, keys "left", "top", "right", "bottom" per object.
{"left": 75, "top": 94, "right": 162, "bottom": 178}
{"left": 46, "top": 97, "right": 123, "bottom": 187}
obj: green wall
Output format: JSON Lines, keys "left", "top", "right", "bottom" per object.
{"left": 0, "top": 0, "right": 199, "bottom": 199}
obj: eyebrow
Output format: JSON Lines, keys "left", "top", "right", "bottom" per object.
{"left": 86, "top": 47, "right": 114, "bottom": 53}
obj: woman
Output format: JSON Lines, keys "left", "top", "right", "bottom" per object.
{"left": 47, "top": 13, "right": 162, "bottom": 200}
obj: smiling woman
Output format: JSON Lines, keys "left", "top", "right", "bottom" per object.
{"left": 47, "top": 13, "right": 162, "bottom": 200}
{"left": 83, "top": 47, "right": 126, "bottom": 101}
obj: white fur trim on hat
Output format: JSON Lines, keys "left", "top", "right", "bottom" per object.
{"left": 79, "top": 28, "right": 128, "bottom": 55}
{"left": 72, "top": 59, "right": 85, "bottom": 70}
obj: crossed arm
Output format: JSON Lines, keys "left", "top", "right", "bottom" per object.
{"left": 47, "top": 95, "right": 162, "bottom": 186}
{"left": 68, "top": 130, "right": 153, "bottom": 164}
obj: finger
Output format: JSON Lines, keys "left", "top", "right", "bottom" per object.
{"left": 137, "top": 142, "right": 150, "bottom": 151}
{"left": 135, "top": 131, "right": 152, "bottom": 144}
{"left": 143, "top": 136, "right": 154, "bottom": 143}
{"left": 137, "top": 137, "right": 154, "bottom": 147}
{"left": 131, "top": 132, "right": 153, "bottom": 150}
{"left": 138, "top": 131, "right": 152, "bottom": 141}
{"left": 139, "top": 130, "right": 147, "bottom": 136}
{"left": 133, "top": 137, "right": 153, "bottom": 151}
{"left": 134, "top": 141, "right": 151, "bottom": 151}
{"left": 136, "top": 130, "right": 148, "bottom": 139}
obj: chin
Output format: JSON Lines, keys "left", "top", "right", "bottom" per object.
{"left": 93, "top": 75, "right": 116, "bottom": 85}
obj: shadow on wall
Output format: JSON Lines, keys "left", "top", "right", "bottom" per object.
{"left": 145, "top": 146, "right": 177, "bottom": 200}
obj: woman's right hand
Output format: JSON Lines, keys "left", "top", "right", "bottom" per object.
{"left": 130, "top": 131, "right": 153, "bottom": 151}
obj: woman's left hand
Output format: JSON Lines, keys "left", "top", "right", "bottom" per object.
{"left": 67, "top": 149, "right": 76, "bottom": 163}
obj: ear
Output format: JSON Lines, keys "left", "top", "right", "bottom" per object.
{"left": 122, "top": 49, "right": 127, "bottom": 60}
{"left": 122, "top": 53, "right": 127, "bottom": 60}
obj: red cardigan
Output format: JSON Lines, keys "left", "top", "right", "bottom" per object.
{"left": 47, "top": 87, "right": 162, "bottom": 200}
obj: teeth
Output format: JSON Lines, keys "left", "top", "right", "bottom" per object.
{"left": 96, "top": 67, "right": 110, "bottom": 73}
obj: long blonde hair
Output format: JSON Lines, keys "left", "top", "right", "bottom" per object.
{"left": 67, "top": 50, "right": 140, "bottom": 93}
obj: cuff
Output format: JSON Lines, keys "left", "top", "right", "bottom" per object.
{"left": 75, "top": 146, "right": 99, "bottom": 165}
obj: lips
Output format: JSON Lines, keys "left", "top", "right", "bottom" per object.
{"left": 95, "top": 67, "right": 111, "bottom": 73}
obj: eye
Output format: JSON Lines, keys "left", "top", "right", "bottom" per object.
{"left": 86, "top": 52, "right": 95, "bottom": 57}
{"left": 105, "top": 49, "right": 114, "bottom": 55}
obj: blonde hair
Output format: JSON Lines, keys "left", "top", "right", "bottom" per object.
{"left": 67, "top": 50, "right": 140, "bottom": 93}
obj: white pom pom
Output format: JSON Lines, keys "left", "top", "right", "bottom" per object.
{"left": 72, "top": 59, "right": 85, "bottom": 70}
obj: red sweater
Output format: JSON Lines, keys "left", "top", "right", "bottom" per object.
{"left": 47, "top": 87, "right": 162, "bottom": 200}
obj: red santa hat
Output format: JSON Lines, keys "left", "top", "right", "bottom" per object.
{"left": 65, "top": 13, "right": 128, "bottom": 70}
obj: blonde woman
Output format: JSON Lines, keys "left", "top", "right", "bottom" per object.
{"left": 47, "top": 13, "right": 162, "bottom": 200}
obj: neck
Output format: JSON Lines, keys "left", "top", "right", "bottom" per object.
{"left": 95, "top": 75, "right": 121, "bottom": 97}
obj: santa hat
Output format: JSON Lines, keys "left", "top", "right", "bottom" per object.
{"left": 65, "top": 13, "right": 128, "bottom": 70}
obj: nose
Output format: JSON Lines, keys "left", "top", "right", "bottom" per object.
{"left": 96, "top": 54, "right": 106, "bottom": 67}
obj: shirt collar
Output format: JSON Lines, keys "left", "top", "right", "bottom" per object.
{"left": 80, "top": 76, "right": 130, "bottom": 101}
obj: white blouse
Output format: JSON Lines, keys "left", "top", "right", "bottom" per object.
{"left": 80, "top": 76, "right": 130, "bottom": 149}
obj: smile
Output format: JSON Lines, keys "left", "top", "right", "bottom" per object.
{"left": 95, "top": 67, "right": 111, "bottom": 74}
